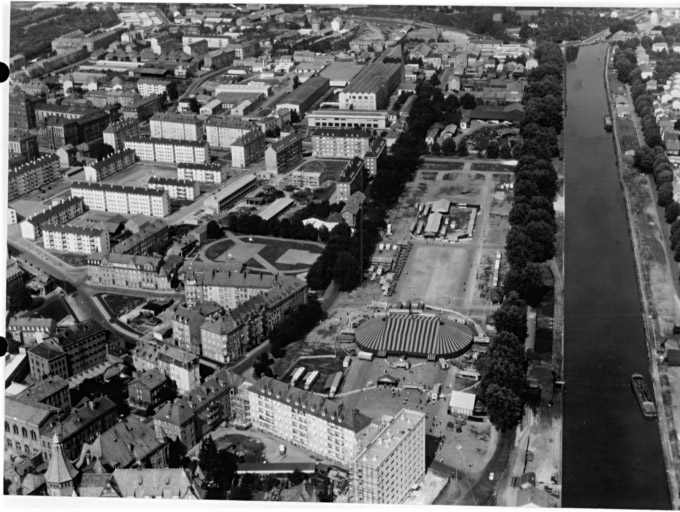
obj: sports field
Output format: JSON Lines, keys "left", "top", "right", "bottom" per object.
{"left": 394, "top": 245, "right": 473, "bottom": 307}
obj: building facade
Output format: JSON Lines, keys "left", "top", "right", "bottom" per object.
{"left": 103, "top": 119, "right": 141, "bottom": 152}
{"left": 10, "top": 93, "right": 40, "bottom": 130}
{"left": 9, "top": 154, "right": 62, "bottom": 201}
{"left": 86, "top": 253, "right": 178, "bottom": 291}
{"left": 147, "top": 176, "right": 200, "bottom": 201}
{"left": 230, "top": 129, "right": 266, "bottom": 168}
{"left": 71, "top": 182, "right": 170, "bottom": 218}
{"left": 123, "top": 138, "right": 210, "bottom": 165}
{"left": 177, "top": 163, "right": 226, "bottom": 183}
{"left": 311, "top": 128, "right": 372, "bottom": 159}
{"left": 9, "top": 131, "right": 40, "bottom": 161}
{"left": 138, "top": 78, "right": 171, "bottom": 98}
{"left": 42, "top": 225, "right": 110, "bottom": 254}
{"left": 204, "top": 116, "right": 254, "bottom": 149}
{"left": 150, "top": 112, "right": 204, "bottom": 141}
{"left": 83, "top": 148, "right": 137, "bottom": 182}
{"left": 264, "top": 133, "right": 304, "bottom": 174}
{"left": 20, "top": 197, "right": 86, "bottom": 240}
{"left": 336, "top": 157, "right": 366, "bottom": 203}
{"left": 133, "top": 342, "right": 200, "bottom": 393}
{"left": 307, "top": 109, "right": 389, "bottom": 130}
{"left": 121, "top": 94, "right": 162, "bottom": 121}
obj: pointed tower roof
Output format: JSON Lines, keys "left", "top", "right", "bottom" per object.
{"left": 45, "top": 432, "right": 79, "bottom": 485}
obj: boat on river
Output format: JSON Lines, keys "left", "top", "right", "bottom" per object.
{"left": 631, "top": 373, "right": 657, "bottom": 418}
{"left": 604, "top": 115, "right": 613, "bottom": 131}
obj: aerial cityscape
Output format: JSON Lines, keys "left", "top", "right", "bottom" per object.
{"left": 4, "top": 2, "right": 680, "bottom": 508}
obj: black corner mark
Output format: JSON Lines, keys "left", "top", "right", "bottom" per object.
{"left": 0, "top": 62, "right": 8, "bottom": 83}
{"left": 0, "top": 336, "right": 7, "bottom": 357}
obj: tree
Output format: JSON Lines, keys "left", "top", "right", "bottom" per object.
{"left": 666, "top": 201, "right": 680, "bottom": 224}
{"left": 634, "top": 146, "right": 655, "bottom": 173}
{"left": 460, "top": 92, "right": 477, "bottom": 110}
{"left": 292, "top": 75, "right": 300, "bottom": 89}
{"left": 484, "top": 383, "right": 525, "bottom": 432}
{"left": 457, "top": 140, "right": 469, "bottom": 156}
{"left": 7, "top": 281, "right": 32, "bottom": 315}
{"left": 167, "top": 81, "right": 179, "bottom": 101}
{"left": 441, "top": 137, "right": 456, "bottom": 155}
{"left": 486, "top": 143, "right": 499, "bottom": 159}
{"left": 290, "top": 110, "right": 301, "bottom": 123}
{"left": 333, "top": 251, "right": 360, "bottom": 291}
{"left": 493, "top": 292, "right": 528, "bottom": 341}
{"left": 188, "top": 97, "right": 200, "bottom": 113}
{"left": 503, "top": 262, "right": 545, "bottom": 307}
{"left": 206, "top": 220, "right": 223, "bottom": 240}
{"left": 318, "top": 225, "right": 330, "bottom": 243}
{"left": 430, "top": 141, "right": 441, "bottom": 155}
{"left": 289, "top": 468, "right": 306, "bottom": 486}
{"left": 198, "top": 435, "right": 220, "bottom": 486}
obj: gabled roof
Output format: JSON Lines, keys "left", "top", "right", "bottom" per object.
{"left": 110, "top": 468, "right": 197, "bottom": 499}
{"left": 45, "top": 433, "right": 80, "bottom": 485}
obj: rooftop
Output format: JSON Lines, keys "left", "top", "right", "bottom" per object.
{"left": 72, "top": 180, "right": 167, "bottom": 197}
{"left": 354, "top": 409, "right": 425, "bottom": 469}
{"left": 343, "top": 62, "right": 401, "bottom": 95}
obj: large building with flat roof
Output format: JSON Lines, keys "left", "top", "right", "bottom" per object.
{"left": 350, "top": 409, "right": 426, "bottom": 504}
{"left": 319, "top": 61, "right": 366, "bottom": 87}
{"left": 276, "top": 76, "right": 330, "bottom": 117}
{"left": 339, "top": 63, "right": 402, "bottom": 111}
{"left": 307, "top": 109, "right": 390, "bottom": 130}
{"left": 71, "top": 182, "right": 170, "bottom": 218}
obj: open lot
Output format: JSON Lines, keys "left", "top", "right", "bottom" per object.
{"left": 26, "top": 294, "right": 75, "bottom": 323}
{"left": 101, "top": 294, "right": 146, "bottom": 318}
{"left": 280, "top": 356, "right": 346, "bottom": 394}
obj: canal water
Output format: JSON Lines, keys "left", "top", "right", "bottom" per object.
{"left": 563, "top": 44, "right": 671, "bottom": 509}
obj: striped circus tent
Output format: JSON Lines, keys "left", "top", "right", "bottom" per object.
{"left": 355, "top": 314, "right": 474, "bottom": 359}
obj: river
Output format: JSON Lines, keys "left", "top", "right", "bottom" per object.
{"left": 562, "top": 43, "right": 671, "bottom": 508}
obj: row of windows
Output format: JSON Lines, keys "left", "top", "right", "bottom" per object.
{"left": 5, "top": 423, "right": 38, "bottom": 441}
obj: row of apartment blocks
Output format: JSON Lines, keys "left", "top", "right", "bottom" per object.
{"left": 147, "top": 176, "right": 200, "bottom": 201}
{"left": 177, "top": 163, "right": 227, "bottom": 184}
{"left": 83, "top": 148, "right": 136, "bottom": 182}
{"left": 150, "top": 112, "right": 203, "bottom": 141}
{"left": 42, "top": 224, "right": 110, "bottom": 255}
{"left": 9, "top": 154, "right": 62, "bottom": 201}
{"left": 71, "top": 182, "right": 171, "bottom": 218}
{"left": 311, "top": 128, "right": 386, "bottom": 174}
{"left": 20, "top": 197, "right": 86, "bottom": 240}
{"left": 85, "top": 252, "right": 182, "bottom": 292}
{"left": 124, "top": 137, "right": 210, "bottom": 165}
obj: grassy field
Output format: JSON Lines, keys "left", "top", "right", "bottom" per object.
{"left": 102, "top": 294, "right": 146, "bottom": 318}
{"left": 52, "top": 252, "right": 89, "bottom": 267}
{"left": 204, "top": 239, "right": 236, "bottom": 260}
{"left": 245, "top": 237, "right": 324, "bottom": 269}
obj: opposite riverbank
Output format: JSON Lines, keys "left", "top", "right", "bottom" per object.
{"left": 604, "top": 44, "right": 680, "bottom": 509}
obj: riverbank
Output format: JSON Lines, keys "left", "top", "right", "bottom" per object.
{"left": 604, "top": 45, "right": 680, "bottom": 509}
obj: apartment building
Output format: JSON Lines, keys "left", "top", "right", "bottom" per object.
{"left": 121, "top": 94, "right": 162, "bottom": 121}
{"left": 37, "top": 111, "right": 110, "bottom": 151}
{"left": 182, "top": 35, "right": 238, "bottom": 49}
{"left": 20, "top": 197, "right": 86, "bottom": 240}
{"left": 248, "top": 377, "right": 374, "bottom": 467}
{"left": 350, "top": 409, "right": 426, "bottom": 503}
{"left": 204, "top": 116, "right": 254, "bottom": 149}
{"left": 204, "top": 48, "right": 236, "bottom": 69}
{"left": 71, "top": 182, "right": 170, "bottom": 218}
{"left": 111, "top": 218, "right": 169, "bottom": 256}
{"left": 42, "top": 225, "right": 110, "bottom": 254}
{"left": 264, "top": 133, "right": 304, "bottom": 174}
{"left": 183, "top": 267, "right": 277, "bottom": 309}
{"left": 85, "top": 89, "right": 141, "bottom": 108}
{"left": 4, "top": 397, "right": 59, "bottom": 458}
{"left": 200, "top": 314, "right": 248, "bottom": 364}
{"left": 15, "top": 376, "right": 72, "bottom": 413}
{"left": 230, "top": 129, "right": 266, "bottom": 168}
{"left": 276, "top": 76, "right": 330, "bottom": 116}
{"left": 34, "top": 103, "right": 102, "bottom": 123}
{"left": 83, "top": 148, "right": 137, "bottom": 182}
{"left": 147, "top": 176, "right": 200, "bottom": 201}
{"left": 137, "top": 77, "right": 170, "bottom": 97}
{"left": 311, "top": 128, "right": 372, "bottom": 159}
{"left": 7, "top": 317, "right": 57, "bottom": 345}
{"left": 9, "top": 154, "right": 62, "bottom": 201}
{"left": 290, "top": 169, "right": 323, "bottom": 189}
{"left": 336, "top": 157, "right": 366, "bottom": 203}
{"left": 153, "top": 369, "right": 243, "bottom": 450}
{"left": 9, "top": 131, "right": 40, "bottom": 161}
{"left": 172, "top": 301, "right": 224, "bottom": 356}
{"left": 150, "top": 112, "right": 204, "bottom": 141}
{"left": 307, "top": 109, "right": 390, "bottom": 130}
{"left": 52, "top": 28, "right": 123, "bottom": 53}
{"left": 177, "top": 163, "right": 226, "bottom": 184}
{"left": 10, "top": 93, "right": 41, "bottom": 130}
{"left": 128, "top": 370, "right": 171, "bottom": 412}
{"left": 41, "top": 396, "right": 117, "bottom": 462}
{"left": 103, "top": 119, "right": 141, "bottom": 152}
{"left": 133, "top": 342, "right": 200, "bottom": 393}
{"left": 363, "top": 136, "right": 386, "bottom": 175}
{"left": 123, "top": 137, "right": 210, "bottom": 165}
{"left": 86, "top": 253, "right": 179, "bottom": 291}
{"left": 27, "top": 320, "right": 109, "bottom": 381}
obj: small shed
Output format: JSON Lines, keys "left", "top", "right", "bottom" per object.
{"left": 665, "top": 339, "right": 680, "bottom": 366}
{"left": 377, "top": 374, "right": 399, "bottom": 388}
{"left": 519, "top": 472, "right": 536, "bottom": 489}
{"left": 447, "top": 390, "right": 476, "bottom": 416}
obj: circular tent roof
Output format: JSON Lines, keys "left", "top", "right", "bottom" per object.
{"left": 355, "top": 313, "right": 474, "bottom": 359}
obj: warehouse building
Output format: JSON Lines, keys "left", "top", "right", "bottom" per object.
{"left": 339, "top": 63, "right": 402, "bottom": 111}
{"left": 276, "top": 76, "right": 330, "bottom": 117}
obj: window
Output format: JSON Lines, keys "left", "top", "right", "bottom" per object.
{"left": 4, "top": 422, "right": 8, "bottom": 433}
{"left": 31, "top": 431, "right": 37, "bottom": 441}
{"left": 21, "top": 427, "right": 28, "bottom": 438}
{"left": 13, "top": 425, "right": 18, "bottom": 435}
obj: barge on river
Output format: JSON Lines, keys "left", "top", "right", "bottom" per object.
{"left": 631, "top": 373, "right": 657, "bottom": 418}
{"left": 604, "top": 115, "right": 613, "bottom": 131}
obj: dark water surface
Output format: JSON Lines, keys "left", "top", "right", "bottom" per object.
{"left": 562, "top": 43, "right": 671, "bottom": 509}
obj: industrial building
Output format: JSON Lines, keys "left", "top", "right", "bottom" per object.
{"left": 276, "top": 76, "right": 330, "bottom": 117}
{"left": 307, "top": 109, "right": 390, "bottom": 130}
{"left": 339, "top": 63, "right": 402, "bottom": 111}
